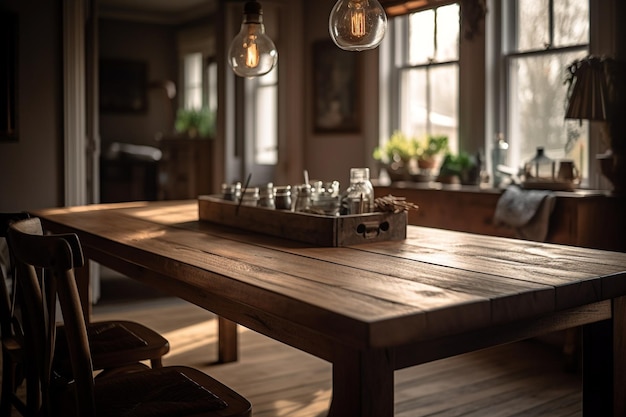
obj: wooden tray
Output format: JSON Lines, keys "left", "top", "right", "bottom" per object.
{"left": 198, "top": 195, "right": 407, "bottom": 247}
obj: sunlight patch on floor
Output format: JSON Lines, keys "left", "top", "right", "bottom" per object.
{"left": 160, "top": 320, "right": 219, "bottom": 356}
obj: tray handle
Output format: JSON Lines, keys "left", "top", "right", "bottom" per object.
{"left": 356, "top": 220, "right": 390, "bottom": 239}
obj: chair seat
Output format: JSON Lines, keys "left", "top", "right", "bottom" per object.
{"left": 55, "top": 366, "right": 251, "bottom": 417}
{"left": 55, "top": 320, "right": 169, "bottom": 372}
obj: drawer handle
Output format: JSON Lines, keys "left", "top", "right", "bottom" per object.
{"left": 357, "top": 221, "right": 390, "bottom": 239}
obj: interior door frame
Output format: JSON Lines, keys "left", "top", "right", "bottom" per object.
{"left": 63, "top": 0, "right": 101, "bottom": 302}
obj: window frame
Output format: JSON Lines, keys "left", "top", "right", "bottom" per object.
{"left": 498, "top": 0, "right": 590, "bottom": 184}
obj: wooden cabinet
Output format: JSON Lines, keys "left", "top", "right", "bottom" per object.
{"left": 157, "top": 138, "right": 213, "bottom": 200}
{"left": 375, "top": 183, "right": 626, "bottom": 252}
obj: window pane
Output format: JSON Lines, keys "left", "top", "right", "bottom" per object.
{"left": 399, "top": 65, "right": 458, "bottom": 151}
{"left": 516, "top": 0, "right": 549, "bottom": 51}
{"left": 184, "top": 53, "right": 203, "bottom": 110}
{"left": 408, "top": 10, "right": 435, "bottom": 64}
{"left": 435, "top": 4, "right": 460, "bottom": 62}
{"left": 507, "top": 51, "right": 587, "bottom": 171}
{"left": 553, "top": 0, "right": 589, "bottom": 47}
{"left": 399, "top": 68, "right": 427, "bottom": 135}
{"left": 430, "top": 65, "right": 458, "bottom": 151}
{"left": 207, "top": 61, "right": 218, "bottom": 114}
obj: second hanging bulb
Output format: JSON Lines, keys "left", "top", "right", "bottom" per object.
{"left": 228, "top": 0, "right": 278, "bottom": 78}
{"left": 329, "top": 0, "right": 387, "bottom": 51}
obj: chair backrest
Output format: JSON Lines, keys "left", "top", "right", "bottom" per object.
{"left": 0, "top": 212, "right": 31, "bottom": 341}
{"left": 7, "top": 217, "right": 96, "bottom": 417}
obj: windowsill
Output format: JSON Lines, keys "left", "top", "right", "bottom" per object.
{"left": 373, "top": 179, "right": 614, "bottom": 198}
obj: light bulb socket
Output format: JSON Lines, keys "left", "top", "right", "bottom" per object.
{"left": 243, "top": 1, "right": 262, "bottom": 23}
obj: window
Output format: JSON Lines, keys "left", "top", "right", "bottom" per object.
{"left": 501, "top": 0, "right": 589, "bottom": 179}
{"left": 381, "top": 0, "right": 594, "bottom": 186}
{"left": 182, "top": 53, "right": 203, "bottom": 110}
{"left": 380, "top": 3, "right": 460, "bottom": 153}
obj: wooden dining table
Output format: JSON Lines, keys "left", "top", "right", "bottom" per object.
{"left": 31, "top": 200, "right": 626, "bottom": 417}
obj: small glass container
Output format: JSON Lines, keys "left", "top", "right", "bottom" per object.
{"left": 311, "top": 180, "right": 341, "bottom": 216}
{"left": 222, "top": 182, "right": 242, "bottom": 201}
{"left": 293, "top": 184, "right": 312, "bottom": 212}
{"left": 240, "top": 187, "right": 260, "bottom": 206}
{"left": 274, "top": 185, "right": 292, "bottom": 210}
{"left": 258, "top": 183, "right": 275, "bottom": 209}
{"left": 524, "top": 147, "right": 555, "bottom": 180}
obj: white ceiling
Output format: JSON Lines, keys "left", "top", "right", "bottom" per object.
{"left": 98, "top": 0, "right": 218, "bottom": 24}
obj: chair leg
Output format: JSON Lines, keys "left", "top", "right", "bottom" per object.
{"left": 0, "top": 351, "right": 16, "bottom": 417}
{"left": 150, "top": 358, "right": 163, "bottom": 368}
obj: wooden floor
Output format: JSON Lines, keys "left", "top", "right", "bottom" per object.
{"left": 4, "top": 273, "right": 583, "bottom": 416}
{"left": 92, "top": 273, "right": 583, "bottom": 417}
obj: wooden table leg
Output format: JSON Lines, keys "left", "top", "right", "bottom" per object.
{"left": 582, "top": 295, "right": 626, "bottom": 417}
{"left": 218, "top": 317, "right": 238, "bottom": 363}
{"left": 328, "top": 348, "right": 394, "bottom": 417}
{"left": 613, "top": 296, "right": 626, "bottom": 417}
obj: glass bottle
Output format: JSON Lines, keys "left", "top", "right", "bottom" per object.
{"left": 341, "top": 168, "right": 374, "bottom": 215}
{"left": 491, "top": 133, "right": 509, "bottom": 188}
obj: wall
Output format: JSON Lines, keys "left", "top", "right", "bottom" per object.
{"left": 302, "top": 0, "right": 380, "bottom": 188}
{"left": 0, "top": 0, "right": 63, "bottom": 212}
{"left": 99, "top": 19, "right": 178, "bottom": 150}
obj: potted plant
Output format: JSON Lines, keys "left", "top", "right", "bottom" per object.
{"left": 174, "top": 107, "right": 215, "bottom": 139}
{"left": 373, "top": 130, "right": 418, "bottom": 181}
{"left": 437, "top": 151, "right": 480, "bottom": 185}
{"left": 416, "top": 135, "right": 449, "bottom": 171}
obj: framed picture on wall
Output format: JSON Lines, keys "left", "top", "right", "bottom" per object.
{"left": 313, "top": 40, "right": 360, "bottom": 133}
{"left": 1, "top": 12, "right": 19, "bottom": 142}
{"left": 99, "top": 59, "right": 147, "bottom": 113}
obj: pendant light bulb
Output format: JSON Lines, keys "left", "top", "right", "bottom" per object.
{"left": 228, "top": 1, "right": 278, "bottom": 78}
{"left": 329, "top": 0, "right": 387, "bottom": 51}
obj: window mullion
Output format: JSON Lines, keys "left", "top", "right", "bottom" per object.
{"left": 548, "top": 0, "right": 555, "bottom": 48}
{"left": 433, "top": 8, "right": 438, "bottom": 60}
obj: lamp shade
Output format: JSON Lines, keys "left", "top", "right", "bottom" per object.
{"left": 565, "top": 56, "right": 611, "bottom": 121}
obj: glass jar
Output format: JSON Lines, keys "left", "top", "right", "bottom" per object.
{"left": 341, "top": 168, "right": 374, "bottom": 215}
{"left": 258, "top": 183, "right": 275, "bottom": 209}
{"left": 274, "top": 185, "right": 292, "bottom": 210}
{"left": 311, "top": 180, "right": 341, "bottom": 216}
{"left": 293, "top": 184, "right": 312, "bottom": 212}
{"left": 240, "top": 187, "right": 260, "bottom": 206}
{"left": 525, "top": 147, "right": 555, "bottom": 180}
{"left": 222, "top": 182, "right": 242, "bottom": 201}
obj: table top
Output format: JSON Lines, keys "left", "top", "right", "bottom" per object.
{"left": 31, "top": 200, "right": 626, "bottom": 353}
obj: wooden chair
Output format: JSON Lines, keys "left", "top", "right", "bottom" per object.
{"left": 0, "top": 212, "right": 31, "bottom": 417}
{"left": 2, "top": 212, "right": 172, "bottom": 416}
{"left": 1, "top": 213, "right": 173, "bottom": 416}
{"left": 7, "top": 217, "right": 251, "bottom": 417}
